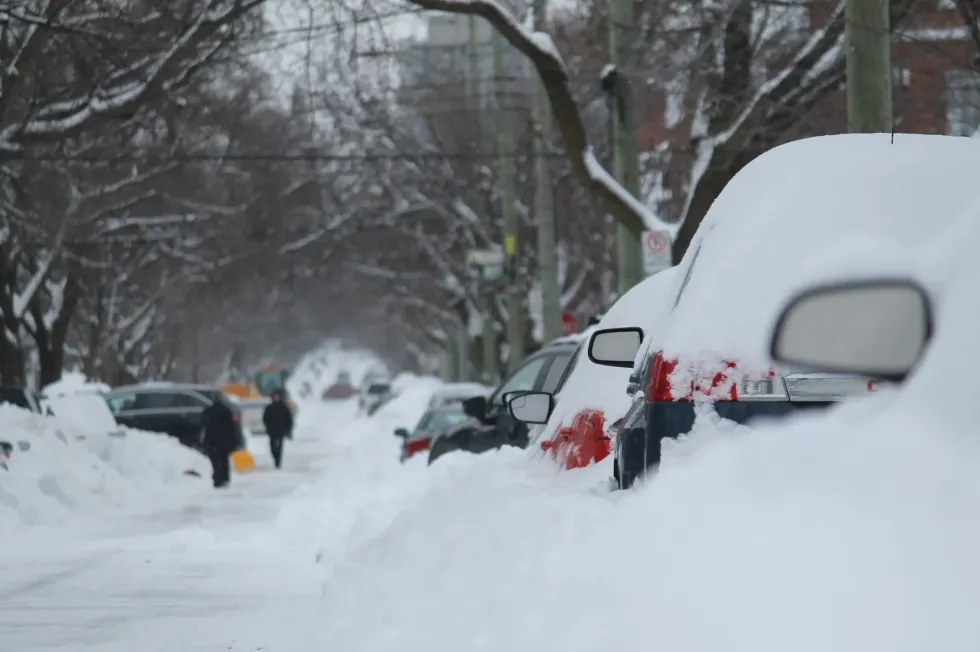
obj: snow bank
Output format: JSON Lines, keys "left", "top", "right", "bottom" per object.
{"left": 0, "top": 405, "right": 207, "bottom": 529}
{"left": 289, "top": 396, "right": 980, "bottom": 652}
{"left": 661, "top": 133, "right": 980, "bottom": 368}
{"left": 42, "top": 370, "right": 111, "bottom": 397}
{"left": 276, "top": 232, "right": 980, "bottom": 651}
{"left": 275, "top": 375, "right": 443, "bottom": 567}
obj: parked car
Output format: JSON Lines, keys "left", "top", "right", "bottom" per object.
{"left": 322, "top": 370, "right": 356, "bottom": 400}
{"left": 0, "top": 386, "right": 47, "bottom": 415}
{"left": 41, "top": 387, "right": 127, "bottom": 439}
{"left": 104, "top": 383, "right": 245, "bottom": 450}
{"left": 395, "top": 402, "right": 477, "bottom": 462}
{"left": 510, "top": 134, "right": 977, "bottom": 488}
{"left": 359, "top": 380, "right": 393, "bottom": 416}
{"left": 428, "top": 335, "right": 584, "bottom": 465}
{"left": 500, "top": 266, "right": 679, "bottom": 479}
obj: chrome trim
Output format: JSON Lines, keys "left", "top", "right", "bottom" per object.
{"left": 783, "top": 373, "right": 883, "bottom": 402}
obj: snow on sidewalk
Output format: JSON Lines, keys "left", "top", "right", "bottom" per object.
{"left": 0, "top": 371, "right": 446, "bottom": 652}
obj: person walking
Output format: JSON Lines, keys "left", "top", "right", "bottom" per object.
{"left": 262, "top": 390, "right": 294, "bottom": 469}
{"left": 201, "top": 398, "right": 238, "bottom": 488}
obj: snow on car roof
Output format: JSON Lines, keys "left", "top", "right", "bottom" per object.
{"left": 535, "top": 266, "right": 679, "bottom": 445}
{"left": 658, "top": 133, "right": 980, "bottom": 369}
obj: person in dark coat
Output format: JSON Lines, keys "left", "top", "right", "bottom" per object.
{"left": 262, "top": 391, "right": 293, "bottom": 469}
{"left": 201, "top": 399, "right": 239, "bottom": 488}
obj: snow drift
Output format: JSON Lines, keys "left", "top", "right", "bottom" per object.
{"left": 275, "top": 375, "right": 443, "bottom": 567}
{"left": 0, "top": 403, "right": 208, "bottom": 530}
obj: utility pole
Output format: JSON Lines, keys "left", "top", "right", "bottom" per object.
{"left": 493, "top": 28, "right": 524, "bottom": 371}
{"left": 467, "top": 17, "right": 498, "bottom": 385}
{"left": 608, "top": 0, "right": 644, "bottom": 294}
{"left": 533, "top": 0, "right": 561, "bottom": 342}
{"left": 846, "top": 0, "right": 892, "bottom": 132}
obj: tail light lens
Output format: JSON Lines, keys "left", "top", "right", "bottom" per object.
{"left": 647, "top": 352, "right": 678, "bottom": 402}
{"left": 405, "top": 437, "right": 431, "bottom": 457}
{"left": 647, "top": 351, "right": 785, "bottom": 402}
{"left": 232, "top": 413, "right": 240, "bottom": 423}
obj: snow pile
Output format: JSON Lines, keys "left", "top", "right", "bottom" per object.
{"left": 43, "top": 370, "right": 112, "bottom": 397}
{"left": 277, "top": 227, "right": 980, "bottom": 651}
{"left": 275, "top": 374, "right": 443, "bottom": 569}
{"left": 282, "top": 394, "right": 980, "bottom": 652}
{"left": 660, "top": 133, "right": 980, "bottom": 367}
{"left": 0, "top": 404, "right": 207, "bottom": 530}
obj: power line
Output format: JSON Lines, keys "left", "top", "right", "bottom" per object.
{"left": 4, "top": 151, "right": 572, "bottom": 162}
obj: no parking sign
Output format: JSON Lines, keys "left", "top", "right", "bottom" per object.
{"left": 642, "top": 230, "right": 672, "bottom": 276}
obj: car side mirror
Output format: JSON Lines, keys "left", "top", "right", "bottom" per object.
{"left": 770, "top": 278, "right": 933, "bottom": 382}
{"left": 394, "top": 427, "right": 409, "bottom": 438}
{"left": 507, "top": 392, "right": 555, "bottom": 425}
{"left": 462, "top": 395, "right": 490, "bottom": 423}
{"left": 588, "top": 327, "right": 644, "bottom": 368}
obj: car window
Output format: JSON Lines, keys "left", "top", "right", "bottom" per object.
{"left": 672, "top": 240, "right": 703, "bottom": 309}
{"left": 490, "top": 355, "right": 550, "bottom": 407}
{"left": 173, "top": 392, "right": 209, "bottom": 408}
{"left": 553, "top": 344, "right": 586, "bottom": 394}
{"left": 192, "top": 389, "right": 224, "bottom": 404}
{"left": 541, "top": 352, "right": 574, "bottom": 393}
{"left": 416, "top": 409, "right": 470, "bottom": 433}
{"left": 105, "top": 392, "right": 137, "bottom": 414}
{"left": 134, "top": 392, "right": 178, "bottom": 410}
{"left": 367, "top": 384, "right": 390, "bottom": 395}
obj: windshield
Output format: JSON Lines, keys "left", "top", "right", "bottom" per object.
{"left": 416, "top": 409, "right": 471, "bottom": 434}
{"left": 253, "top": 371, "right": 286, "bottom": 396}
{"left": 367, "top": 384, "right": 390, "bottom": 395}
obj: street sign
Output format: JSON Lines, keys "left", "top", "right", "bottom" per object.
{"left": 642, "top": 230, "right": 672, "bottom": 276}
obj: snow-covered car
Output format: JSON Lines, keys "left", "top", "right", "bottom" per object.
{"left": 322, "top": 370, "right": 356, "bottom": 400}
{"left": 506, "top": 266, "right": 679, "bottom": 474}
{"left": 40, "top": 387, "right": 126, "bottom": 439}
{"left": 359, "top": 381, "right": 393, "bottom": 416}
{"left": 0, "top": 386, "right": 47, "bottom": 415}
{"left": 515, "top": 133, "right": 980, "bottom": 488}
{"left": 427, "top": 382, "right": 493, "bottom": 408}
{"left": 395, "top": 402, "right": 477, "bottom": 462}
{"left": 428, "top": 335, "right": 584, "bottom": 465}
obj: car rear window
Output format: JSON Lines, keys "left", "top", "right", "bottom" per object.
{"left": 417, "top": 409, "right": 470, "bottom": 433}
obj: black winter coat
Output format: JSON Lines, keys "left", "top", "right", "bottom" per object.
{"left": 263, "top": 400, "right": 294, "bottom": 438}
{"left": 202, "top": 401, "right": 239, "bottom": 455}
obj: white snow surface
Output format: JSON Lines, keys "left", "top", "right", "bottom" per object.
{"left": 659, "top": 133, "right": 980, "bottom": 368}
{"left": 0, "top": 404, "right": 208, "bottom": 530}
{"left": 6, "top": 301, "right": 980, "bottom": 652}
{"left": 533, "top": 266, "right": 678, "bottom": 448}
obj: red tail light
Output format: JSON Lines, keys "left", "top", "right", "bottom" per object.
{"left": 232, "top": 413, "right": 240, "bottom": 423}
{"left": 405, "top": 437, "right": 431, "bottom": 458}
{"left": 647, "top": 352, "right": 679, "bottom": 402}
{"left": 647, "top": 351, "right": 782, "bottom": 402}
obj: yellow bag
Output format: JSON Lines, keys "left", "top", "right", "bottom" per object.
{"left": 231, "top": 448, "right": 257, "bottom": 473}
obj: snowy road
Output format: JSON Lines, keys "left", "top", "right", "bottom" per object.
{"left": 0, "top": 433, "right": 331, "bottom": 652}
